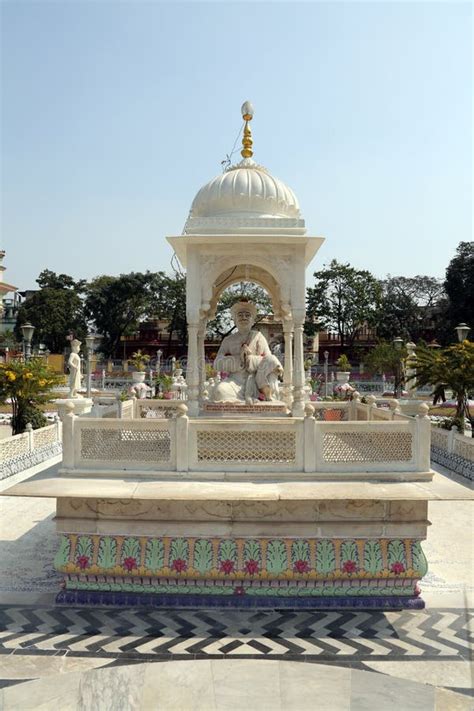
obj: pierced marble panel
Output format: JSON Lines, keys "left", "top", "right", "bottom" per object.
{"left": 197, "top": 430, "right": 296, "bottom": 463}
{"left": 80, "top": 428, "right": 171, "bottom": 462}
{"left": 323, "top": 431, "right": 412, "bottom": 462}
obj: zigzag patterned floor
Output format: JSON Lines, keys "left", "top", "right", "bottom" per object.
{"left": 0, "top": 605, "right": 471, "bottom": 662}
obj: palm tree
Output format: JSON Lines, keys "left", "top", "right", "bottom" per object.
{"left": 408, "top": 341, "right": 474, "bottom": 432}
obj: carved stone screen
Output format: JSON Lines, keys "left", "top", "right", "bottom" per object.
{"left": 81, "top": 428, "right": 171, "bottom": 462}
{"left": 323, "top": 431, "right": 412, "bottom": 462}
{"left": 197, "top": 430, "right": 296, "bottom": 463}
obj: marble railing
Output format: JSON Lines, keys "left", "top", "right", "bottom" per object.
{"left": 60, "top": 403, "right": 432, "bottom": 479}
{"left": 0, "top": 421, "right": 62, "bottom": 479}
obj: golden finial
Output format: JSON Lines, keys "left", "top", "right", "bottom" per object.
{"left": 241, "top": 100, "right": 254, "bottom": 158}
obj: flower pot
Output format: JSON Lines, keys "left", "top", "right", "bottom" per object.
{"left": 132, "top": 371, "right": 146, "bottom": 383}
{"left": 336, "top": 371, "right": 350, "bottom": 384}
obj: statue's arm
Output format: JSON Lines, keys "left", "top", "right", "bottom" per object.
{"left": 213, "top": 339, "right": 241, "bottom": 373}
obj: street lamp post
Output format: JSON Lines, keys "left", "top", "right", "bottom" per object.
{"left": 455, "top": 323, "right": 471, "bottom": 343}
{"left": 393, "top": 336, "right": 403, "bottom": 399}
{"left": 21, "top": 322, "right": 35, "bottom": 361}
{"left": 156, "top": 349, "right": 163, "bottom": 375}
{"left": 324, "top": 350, "right": 329, "bottom": 398}
{"left": 85, "top": 333, "right": 96, "bottom": 398}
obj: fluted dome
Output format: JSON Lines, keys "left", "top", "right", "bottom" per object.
{"left": 183, "top": 158, "right": 306, "bottom": 236}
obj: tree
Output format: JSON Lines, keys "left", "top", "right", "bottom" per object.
{"left": 0, "top": 358, "right": 63, "bottom": 434}
{"left": 15, "top": 270, "right": 86, "bottom": 352}
{"left": 444, "top": 242, "right": 474, "bottom": 330}
{"left": 157, "top": 275, "right": 187, "bottom": 355}
{"left": 207, "top": 282, "right": 272, "bottom": 339}
{"left": 306, "top": 260, "right": 381, "bottom": 351}
{"left": 376, "top": 275, "right": 444, "bottom": 342}
{"left": 408, "top": 341, "right": 474, "bottom": 431}
{"left": 85, "top": 272, "right": 165, "bottom": 358}
{"left": 365, "top": 341, "right": 407, "bottom": 396}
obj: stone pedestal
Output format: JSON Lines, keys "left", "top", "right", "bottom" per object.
{"left": 55, "top": 398, "right": 93, "bottom": 420}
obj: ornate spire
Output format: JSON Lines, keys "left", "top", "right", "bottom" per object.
{"left": 240, "top": 101, "right": 254, "bottom": 158}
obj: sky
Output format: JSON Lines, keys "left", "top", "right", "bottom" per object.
{"left": 1, "top": 1, "right": 472, "bottom": 291}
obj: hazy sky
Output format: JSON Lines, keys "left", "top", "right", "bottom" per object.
{"left": 1, "top": 1, "right": 471, "bottom": 291}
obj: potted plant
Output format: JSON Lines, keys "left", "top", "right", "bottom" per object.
{"left": 335, "top": 354, "right": 351, "bottom": 384}
{"left": 129, "top": 350, "right": 150, "bottom": 383}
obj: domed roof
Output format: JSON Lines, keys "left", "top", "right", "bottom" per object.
{"left": 184, "top": 159, "right": 305, "bottom": 235}
{"left": 190, "top": 158, "right": 300, "bottom": 220}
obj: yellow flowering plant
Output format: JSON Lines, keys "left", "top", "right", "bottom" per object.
{"left": 0, "top": 358, "right": 63, "bottom": 435}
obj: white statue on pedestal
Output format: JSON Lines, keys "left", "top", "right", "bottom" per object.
{"left": 212, "top": 301, "right": 283, "bottom": 403}
{"left": 67, "top": 339, "right": 83, "bottom": 398}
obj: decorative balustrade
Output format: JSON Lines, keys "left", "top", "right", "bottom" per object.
{"left": 60, "top": 400, "right": 431, "bottom": 478}
{"left": 0, "top": 422, "right": 62, "bottom": 479}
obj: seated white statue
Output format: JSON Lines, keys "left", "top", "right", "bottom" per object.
{"left": 213, "top": 301, "right": 283, "bottom": 403}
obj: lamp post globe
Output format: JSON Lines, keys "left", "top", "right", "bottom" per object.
{"left": 21, "top": 322, "right": 35, "bottom": 361}
{"left": 455, "top": 323, "right": 470, "bottom": 343}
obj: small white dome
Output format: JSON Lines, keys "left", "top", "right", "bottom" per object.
{"left": 183, "top": 158, "right": 305, "bottom": 235}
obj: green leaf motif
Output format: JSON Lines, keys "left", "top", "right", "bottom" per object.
{"left": 193, "top": 540, "right": 213, "bottom": 574}
{"left": 291, "top": 540, "right": 310, "bottom": 563}
{"left": 121, "top": 538, "right": 141, "bottom": 562}
{"left": 170, "top": 538, "right": 188, "bottom": 562}
{"left": 340, "top": 540, "right": 358, "bottom": 564}
{"left": 316, "top": 540, "right": 336, "bottom": 574}
{"left": 266, "top": 540, "right": 288, "bottom": 574}
{"left": 244, "top": 540, "right": 261, "bottom": 562}
{"left": 97, "top": 537, "right": 117, "bottom": 569}
{"left": 364, "top": 541, "right": 383, "bottom": 575}
{"left": 54, "top": 536, "right": 71, "bottom": 568}
{"left": 76, "top": 536, "right": 93, "bottom": 558}
{"left": 387, "top": 540, "right": 406, "bottom": 566}
{"left": 144, "top": 539, "right": 165, "bottom": 572}
{"left": 218, "top": 540, "right": 237, "bottom": 562}
{"left": 411, "top": 542, "right": 428, "bottom": 576}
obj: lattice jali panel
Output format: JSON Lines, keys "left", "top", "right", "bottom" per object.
{"left": 431, "top": 428, "right": 449, "bottom": 451}
{"left": 197, "top": 430, "right": 296, "bottom": 463}
{"left": 33, "top": 425, "right": 58, "bottom": 449}
{"left": 323, "top": 430, "right": 413, "bottom": 462}
{"left": 453, "top": 436, "right": 474, "bottom": 462}
{"left": 0, "top": 434, "right": 29, "bottom": 461}
{"left": 313, "top": 408, "right": 348, "bottom": 422}
{"left": 80, "top": 427, "right": 171, "bottom": 462}
{"left": 139, "top": 407, "right": 177, "bottom": 420}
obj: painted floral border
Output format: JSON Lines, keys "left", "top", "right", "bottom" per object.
{"left": 54, "top": 534, "right": 428, "bottom": 582}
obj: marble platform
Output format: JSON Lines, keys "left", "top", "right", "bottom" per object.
{"left": 0, "top": 660, "right": 470, "bottom": 710}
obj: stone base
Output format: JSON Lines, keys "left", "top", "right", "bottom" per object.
{"left": 56, "top": 589, "right": 425, "bottom": 610}
{"left": 55, "top": 398, "right": 93, "bottom": 419}
{"left": 203, "top": 401, "right": 288, "bottom": 417}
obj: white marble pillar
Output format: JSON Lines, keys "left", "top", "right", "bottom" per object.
{"left": 282, "top": 323, "right": 293, "bottom": 407}
{"left": 292, "top": 320, "right": 306, "bottom": 417}
{"left": 198, "top": 324, "right": 206, "bottom": 397}
{"left": 186, "top": 323, "right": 200, "bottom": 416}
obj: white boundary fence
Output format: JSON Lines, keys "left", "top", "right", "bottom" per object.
{"left": 0, "top": 421, "right": 62, "bottom": 480}
{"left": 431, "top": 424, "right": 474, "bottom": 481}
{"left": 60, "top": 397, "right": 431, "bottom": 478}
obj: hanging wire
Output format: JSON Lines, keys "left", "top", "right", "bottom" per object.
{"left": 221, "top": 121, "right": 244, "bottom": 171}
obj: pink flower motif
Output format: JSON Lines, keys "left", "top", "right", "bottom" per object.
{"left": 342, "top": 560, "right": 358, "bottom": 574}
{"left": 219, "top": 559, "right": 235, "bottom": 574}
{"left": 391, "top": 562, "right": 405, "bottom": 575}
{"left": 244, "top": 559, "right": 259, "bottom": 575}
{"left": 171, "top": 558, "right": 187, "bottom": 573}
{"left": 414, "top": 582, "right": 421, "bottom": 597}
{"left": 123, "top": 557, "right": 137, "bottom": 572}
{"left": 234, "top": 586, "right": 246, "bottom": 596}
{"left": 293, "top": 559, "right": 310, "bottom": 574}
{"left": 76, "top": 555, "right": 90, "bottom": 570}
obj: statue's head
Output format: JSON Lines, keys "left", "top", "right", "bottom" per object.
{"left": 230, "top": 300, "right": 257, "bottom": 332}
{"left": 70, "top": 339, "right": 81, "bottom": 352}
